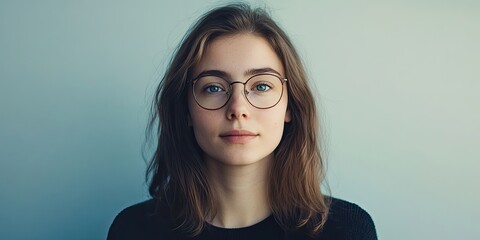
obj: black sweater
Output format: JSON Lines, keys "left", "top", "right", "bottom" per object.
{"left": 107, "top": 198, "right": 377, "bottom": 240}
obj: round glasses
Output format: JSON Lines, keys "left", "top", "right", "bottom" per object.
{"left": 191, "top": 73, "right": 288, "bottom": 110}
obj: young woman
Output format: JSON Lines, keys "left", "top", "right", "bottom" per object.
{"left": 108, "top": 3, "right": 377, "bottom": 240}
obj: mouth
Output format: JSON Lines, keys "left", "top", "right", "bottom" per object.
{"left": 220, "top": 130, "right": 257, "bottom": 137}
{"left": 219, "top": 130, "right": 258, "bottom": 143}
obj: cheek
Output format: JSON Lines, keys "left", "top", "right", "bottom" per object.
{"left": 261, "top": 108, "right": 288, "bottom": 133}
{"left": 188, "top": 97, "right": 206, "bottom": 127}
{"left": 189, "top": 100, "right": 219, "bottom": 122}
{"left": 189, "top": 113, "right": 210, "bottom": 149}
{"left": 189, "top": 107, "right": 220, "bottom": 139}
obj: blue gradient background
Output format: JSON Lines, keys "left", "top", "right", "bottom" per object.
{"left": 1, "top": 0, "right": 479, "bottom": 239}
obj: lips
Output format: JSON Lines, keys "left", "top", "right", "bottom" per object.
{"left": 219, "top": 130, "right": 258, "bottom": 143}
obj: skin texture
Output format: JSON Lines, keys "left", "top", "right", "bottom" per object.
{"left": 187, "top": 33, "right": 291, "bottom": 227}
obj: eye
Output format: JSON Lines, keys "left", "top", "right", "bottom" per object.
{"left": 204, "top": 84, "right": 225, "bottom": 93}
{"left": 253, "top": 83, "right": 272, "bottom": 92}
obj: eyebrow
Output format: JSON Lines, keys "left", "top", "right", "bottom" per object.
{"left": 194, "top": 67, "right": 282, "bottom": 80}
{"left": 245, "top": 67, "right": 282, "bottom": 77}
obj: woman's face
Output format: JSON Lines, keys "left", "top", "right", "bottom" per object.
{"left": 188, "top": 33, "right": 291, "bottom": 167}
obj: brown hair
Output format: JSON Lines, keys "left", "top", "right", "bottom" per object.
{"left": 146, "top": 3, "right": 329, "bottom": 236}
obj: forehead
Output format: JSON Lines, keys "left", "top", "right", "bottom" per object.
{"left": 193, "top": 33, "right": 284, "bottom": 77}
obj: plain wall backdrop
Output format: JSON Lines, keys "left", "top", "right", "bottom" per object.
{"left": 1, "top": 0, "right": 478, "bottom": 239}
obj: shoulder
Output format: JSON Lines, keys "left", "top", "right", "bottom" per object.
{"left": 319, "top": 197, "right": 377, "bottom": 240}
{"left": 107, "top": 199, "right": 174, "bottom": 240}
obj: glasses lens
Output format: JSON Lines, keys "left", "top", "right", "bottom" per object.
{"left": 193, "top": 76, "right": 229, "bottom": 109}
{"left": 245, "top": 74, "right": 284, "bottom": 109}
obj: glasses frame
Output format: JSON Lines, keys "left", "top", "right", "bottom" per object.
{"left": 191, "top": 73, "right": 288, "bottom": 110}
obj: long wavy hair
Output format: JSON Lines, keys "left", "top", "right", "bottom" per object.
{"left": 146, "top": 3, "right": 329, "bottom": 236}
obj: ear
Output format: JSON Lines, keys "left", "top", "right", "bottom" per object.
{"left": 284, "top": 108, "right": 291, "bottom": 123}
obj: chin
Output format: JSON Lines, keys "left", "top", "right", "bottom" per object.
{"left": 218, "top": 154, "right": 274, "bottom": 167}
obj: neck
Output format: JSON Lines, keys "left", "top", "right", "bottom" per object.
{"left": 206, "top": 156, "right": 272, "bottom": 228}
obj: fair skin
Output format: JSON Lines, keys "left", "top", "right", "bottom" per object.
{"left": 188, "top": 33, "right": 291, "bottom": 228}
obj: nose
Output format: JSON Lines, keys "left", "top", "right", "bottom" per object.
{"left": 226, "top": 83, "right": 250, "bottom": 120}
